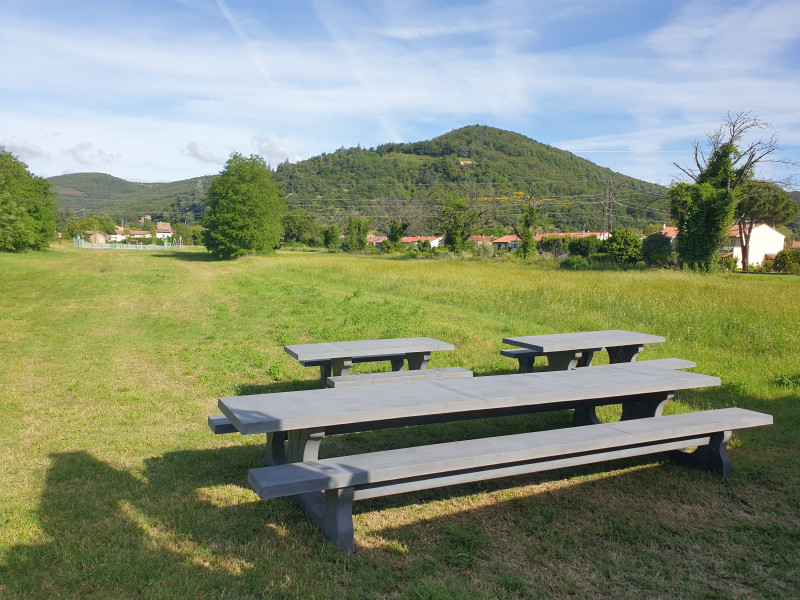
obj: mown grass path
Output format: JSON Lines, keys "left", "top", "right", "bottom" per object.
{"left": 1, "top": 246, "right": 798, "bottom": 599}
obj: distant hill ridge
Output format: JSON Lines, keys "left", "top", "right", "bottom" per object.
{"left": 49, "top": 125, "right": 668, "bottom": 232}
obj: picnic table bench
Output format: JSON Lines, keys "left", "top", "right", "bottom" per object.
{"left": 502, "top": 329, "right": 666, "bottom": 372}
{"left": 210, "top": 359, "right": 772, "bottom": 551}
{"left": 249, "top": 408, "right": 772, "bottom": 551}
{"left": 284, "top": 337, "right": 455, "bottom": 387}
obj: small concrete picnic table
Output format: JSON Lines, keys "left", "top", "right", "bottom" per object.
{"left": 284, "top": 337, "right": 455, "bottom": 387}
{"left": 503, "top": 329, "right": 666, "bottom": 372}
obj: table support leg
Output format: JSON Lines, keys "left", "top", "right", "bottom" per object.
{"left": 407, "top": 352, "right": 431, "bottom": 370}
{"left": 390, "top": 359, "right": 404, "bottom": 371}
{"left": 608, "top": 344, "right": 645, "bottom": 363}
{"left": 572, "top": 406, "right": 600, "bottom": 426}
{"left": 287, "top": 428, "right": 325, "bottom": 462}
{"left": 666, "top": 430, "right": 732, "bottom": 477}
{"left": 547, "top": 351, "right": 583, "bottom": 371}
{"left": 265, "top": 431, "right": 287, "bottom": 466}
{"left": 318, "top": 364, "right": 332, "bottom": 387}
{"left": 621, "top": 392, "right": 673, "bottom": 421}
{"left": 330, "top": 358, "right": 353, "bottom": 377}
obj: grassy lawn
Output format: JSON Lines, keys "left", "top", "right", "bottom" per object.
{"left": 1, "top": 245, "right": 798, "bottom": 599}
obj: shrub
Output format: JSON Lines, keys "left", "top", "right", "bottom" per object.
{"left": 773, "top": 249, "right": 800, "bottom": 273}
{"left": 560, "top": 256, "right": 590, "bottom": 270}
{"left": 601, "top": 228, "right": 643, "bottom": 264}
{"left": 567, "top": 235, "right": 601, "bottom": 258}
{"left": 641, "top": 231, "right": 674, "bottom": 267}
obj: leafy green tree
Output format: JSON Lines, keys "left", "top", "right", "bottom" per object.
{"left": 641, "top": 231, "right": 674, "bottom": 267}
{"left": 567, "top": 235, "right": 601, "bottom": 258}
{"left": 322, "top": 224, "right": 339, "bottom": 251}
{"left": 201, "top": 152, "right": 285, "bottom": 259}
{"left": 732, "top": 180, "right": 798, "bottom": 271}
{"left": 0, "top": 147, "right": 57, "bottom": 252}
{"left": 342, "top": 216, "right": 368, "bottom": 252}
{"left": 386, "top": 219, "right": 408, "bottom": 244}
{"left": 601, "top": 228, "right": 642, "bottom": 264}
{"left": 282, "top": 209, "right": 320, "bottom": 246}
{"left": 435, "top": 187, "right": 482, "bottom": 251}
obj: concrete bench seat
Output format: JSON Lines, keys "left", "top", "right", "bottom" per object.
{"left": 326, "top": 367, "right": 473, "bottom": 388}
{"left": 248, "top": 407, "right": 772, "bottom": 552}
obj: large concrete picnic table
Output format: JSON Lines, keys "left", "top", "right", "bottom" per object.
{"left": 503, "top": 329, "right": 666, "bottom": 372}
{"left": 284, "top": 337, "right": 454, "bottom": 386}
{"left": 217, "top": 360, "right": 720, "bottom": 466}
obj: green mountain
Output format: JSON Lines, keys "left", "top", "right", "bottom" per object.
{"left": 273, "top": 125, "right": 668, "bottom": 233}
{"left": 49, "top": 172, "right": 214, "bottom": 224}
{"left": 49, "top": 126, "right": 671, "bottom": 233}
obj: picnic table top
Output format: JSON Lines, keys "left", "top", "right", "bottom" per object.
{"left": 284, "top": 337, "right": 454, "bottom": 362}
{"left": 503, "top": 330, "right": 665, "bottom": 352}
{"left": 219, "top": 360, "right": 719, "bottom": 435}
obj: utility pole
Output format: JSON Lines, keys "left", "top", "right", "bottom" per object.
{"left": 603, "top": 180, "right": 614, "bottom": 235}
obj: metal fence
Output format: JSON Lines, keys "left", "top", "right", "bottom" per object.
{"left": 73, "top": 237, "right": 181, "bottom": 250}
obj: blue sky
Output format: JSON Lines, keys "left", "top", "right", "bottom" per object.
{"left": 2, "top": 0, "right": 799, "bottom": 185}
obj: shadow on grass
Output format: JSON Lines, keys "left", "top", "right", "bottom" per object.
{"left": 150, "top": 250, "right": 223, "bottom": 262}
{"left": 2, "top": 387, "right": 795, "bottom": 597}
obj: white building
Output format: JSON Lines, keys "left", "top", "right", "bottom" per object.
{"left": 726, "top": 223, "right": 785, "bottom": 268}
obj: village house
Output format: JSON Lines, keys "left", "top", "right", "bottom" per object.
{"left": 402, "top": 236, "right": 443, "bottom": 248}
{"left": 492, "top": 234, "right": 521, "bottom": 252}
{"left": 725, "top": 223, "right": 785, "bottom": 268}
{"left": 366, "top": 235, "right": 387, "bottom": 247}
{"left": 155, "top": 222, "right": 173, "bottom": 239}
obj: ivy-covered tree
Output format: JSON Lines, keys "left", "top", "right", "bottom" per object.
{"left": 201, "top": 152, "right": 285, "bottom": 259}
{"left": 669, "top": 183, "right": 735, "bottom": 271}
{"left": 671, "top": 112, "right": 798, "bottom": 271}
{"left": 0, "top": 147, "right": 57, "bottom": 252}
{"left": 567, "top": 235, "right": 601, "bottom": 258}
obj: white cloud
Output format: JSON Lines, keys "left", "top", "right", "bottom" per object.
{"left": 2, "top": 136, "right": 45, "bottom": 159}
{"left": 184, "top": 142, "right": 225, "bottom": 164}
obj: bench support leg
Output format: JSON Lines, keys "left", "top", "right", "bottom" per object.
{"left": 608, "top": 344, "right": 645, "bottom": 363}
{"left": 666, "top": 431, "right": 732, "bottom": 478}
{"left": 292, "top": 487, "right": 356, "bottom": 553}
{"left": 390, "top": 359, "right": 405, "bottom": 371}
{"left": 516, "top": 356, "right": 536, "bottom": 373}
{"left": 322, "top": 487, "right": 356, "bottom": 552}
{"left": 407, "top": 351, "right": 431, "bottom": 370}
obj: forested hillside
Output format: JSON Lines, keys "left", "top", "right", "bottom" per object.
{"left": 49, "top": 173, "right": 213, "bottom": 225}
{"left": 49, "top": 126, "right": 674, "bottom": 234}
{"left": 274, "top": 125, "right": 668, "bottom": 234}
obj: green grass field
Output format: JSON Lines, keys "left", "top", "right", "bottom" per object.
{"left": 1, "top": 246, "right": 798, "bottom": 599}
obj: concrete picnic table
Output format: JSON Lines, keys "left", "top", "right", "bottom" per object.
{"left": 502, "top": 329, "right": 666, "bottom": 372}
{"left": 284, "top": 337, "right": 455, "bottom": 386}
